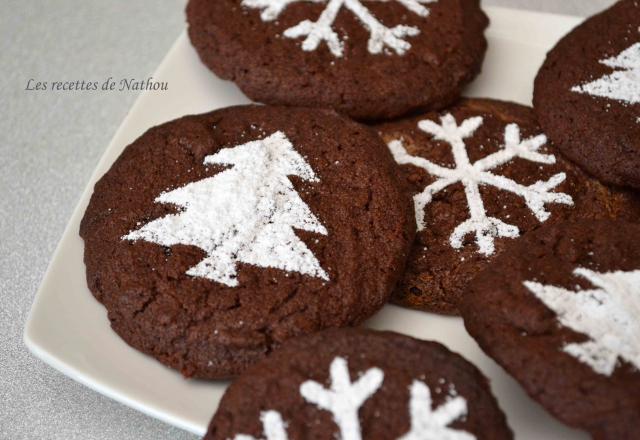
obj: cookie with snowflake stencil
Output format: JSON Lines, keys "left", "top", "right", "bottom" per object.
{"left": 186, "top": 0, "right": 488, "bottom": 120}
{"left": 80, "top": 105, "right": 414, "bottom": 379}
{"left": 376, "top": 98, "right": 640, "bottom": 315}
{"left": 462, "top": 219, "right": 640, "bottom": 439}
{"left": 204, "top": 328, "right": 512, "bottom": 440}
{"left": 534, "top": 0, "right": 640, "bottom": 189}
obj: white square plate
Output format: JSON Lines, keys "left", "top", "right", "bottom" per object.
{"left": 25, "top": 7, "right": 590, "bottom": 439}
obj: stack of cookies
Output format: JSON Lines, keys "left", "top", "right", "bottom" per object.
{"left": 80, "top": 0, "right": 640, "bottom": 438}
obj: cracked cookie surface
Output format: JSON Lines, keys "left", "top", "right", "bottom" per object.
{"left": 534, "top": 0, "right": 640, "bottom": 189}
{"left": 376, "top": 98, "right": 640, "bottom": 315}
{"left": 186, "top": 0, "right": 488, "bottom": 121}
{"left": 205, "top": 328, "right": 512, "bottom": 440}
{"left": 79, "top": 105, "right": 414, "bottom": 379}
{"left": 461, "top": 219, "right": 640, "bottom": 440}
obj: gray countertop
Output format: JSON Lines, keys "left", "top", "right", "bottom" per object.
{"left": 0, "top": 1, "right": 616, "bottom": 439}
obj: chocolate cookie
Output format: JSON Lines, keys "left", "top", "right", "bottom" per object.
{"left": 80, "top": 105, "right": 414, "bottom": 379}
{"left": 205, "top": 328, "right": 512, "bottom": 440}
{"left": 186, "top": 0, "right": 488, "bottom": 121}
{"left": 376, "top": 98, "right": 640, "bottom": 315}
{"left": 534, "top": 0, "right": 640, "bottom": 189}
{"left": 461, "top": 220, "right": 640, "bottom": 439}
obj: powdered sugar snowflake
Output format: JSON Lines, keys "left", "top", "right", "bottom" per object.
{"left": 398, "top": 380, "right": 475, "bottom": 440}
{"left": 388, "top": 114, "right": 574, "bottom": 256}
{"left": 234, "top": 411, "right": 288, "bottom": 440}
{"left": 525, "top": 267, "right": 640, "bottom": 376}
{"left": 229, "top": 356, "right": 477, "bottom": 440}
{"left": 242, "top": 0, "right": 438, "bottom": 57}
{"left": 300, "top": 356, "right": 384, "bottom": 440}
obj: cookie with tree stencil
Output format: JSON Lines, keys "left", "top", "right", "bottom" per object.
{"left": 461, "top": 219, "right": 640, "bottom": 439}
{"left": 79, "top": 105, "right": 414, "bottom": 379}
{"left": 204, "top": 328, "right": 512, "bottom": 440}
{"left": 534, "top": 0, "right": 640, "bottom": 189}
{"left": 186, "top": 0, "right": 488, "bottom": 121}
{"left": 376, "top": 98, "right": 640, "bottom": 315}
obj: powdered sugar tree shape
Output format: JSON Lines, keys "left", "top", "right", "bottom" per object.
{"left": 572, "top": 42, "right": 640, "bottom": 105}
{"left": 230, "top": 356, "right": 477, "bottom": 439}
{"left": 241, "top": 0, "right": 437, "bottom": 57}
{"left": 525, "top": 267, "right": 640, "bottom": 376}
{"left": 124, "top": 131, "right": 329, "bottom": 287}
{"left": 398, "top": 380, "right": 475, "bottom": 440}
{"left": 300, "top": 357, "right": 384, "bottom": 440}
{"left": 388, "top": 114, "right": 574, "bottom": 256}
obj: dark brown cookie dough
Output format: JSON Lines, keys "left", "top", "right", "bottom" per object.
{"left": 205, "top": 328, "right": 512, "bottom": 440}
{"left": 186, "top": 0, "right": 488, "bottom": 121}
{"left": 461, "top": 220, "right": 640, "bottom": 440}
{"left": 376, "top": 98, "right": 640, "bottom": 315}
{"left": 534, "top": 0, "right": 640, "bottom": 189}
{"left": 80, "top": 105, "right": 414, "bottom": 379}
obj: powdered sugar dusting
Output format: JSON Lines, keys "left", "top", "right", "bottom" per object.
{"left": 398, "top": 380, "right": 475, "bottom": 440}
{"left": 234, "top": 411, "right": 289, "bottom": 440}
{"left": 123, "top": 131, "right": 329, "bottom": 287}
{"left": 572, "top": 42, "right": 640, "bottom": 104}
{"left": 524, "top": 267, "right": 640, "bottom": 376}
{"left": 388, "top": 114, "right": 573, "bottom": 256}
{"left": 229, "top": 356, "right": 478, "bottom": 439}
{"left": 300, "top": 356, "right": 384, "bottom": 440}
{"left": 242, "top": 0, "right": 438, "bottom": 57}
